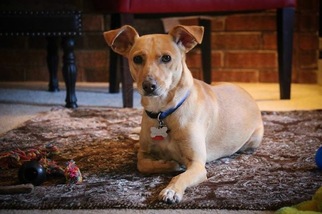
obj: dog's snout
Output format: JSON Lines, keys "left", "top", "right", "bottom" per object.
{"left": 142, "top": 80, "right": 157, "bottom": 94}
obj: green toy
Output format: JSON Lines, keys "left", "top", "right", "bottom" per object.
{"left": 276, "top": 186, "right": 322, "bottom": 214}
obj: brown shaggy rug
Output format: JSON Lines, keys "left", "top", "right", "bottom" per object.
{"left": 0, "top": 107, "right": 321, "bottom": 210}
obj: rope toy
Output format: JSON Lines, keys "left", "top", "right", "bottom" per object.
{"left": 64, "top": 160, "right": 82, "bottom": 184}
{"left": 0, "top": 143, "right": 82, "bottom": 185}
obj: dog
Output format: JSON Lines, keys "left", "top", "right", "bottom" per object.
{"left": 103, "top": 25, "right": 264, "bottom": 204}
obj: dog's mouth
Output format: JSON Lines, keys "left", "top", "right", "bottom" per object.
{"left": 142, "top": 89, "right": 162, "bottom": 97}
{"left": 144, "top": 93, "right": 158, "bottom": 97}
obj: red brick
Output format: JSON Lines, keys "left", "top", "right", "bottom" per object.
{"left": 0, "top": 51, "right": 21, "bottom": 65}
{"left": 297, "top": 14, "right": 319, "bottom": 32}
{"left": 212, "top": 33, "right": 261, "bottom": 50}
{"left": 225, "top": 51, "right": 277, "bottom": 69}
{"left": 84, "top": 67, "right": 109, "bottom": 82}
{"left": 25, "top": 66, "right": 50, "bottom": 81}
{"left": 83, "top": 14, "right": 104, "bottom": 31}
{"left": 0, "top": 50, "right": 46, "bottom": 66}
{"left": 24, "top": 50, "right": 47, "bottom": 66}
{"left": 259, "top": 70, "right": 278, "bottom": 82}
{"left": 179, "top": 17, "right": 225, "bottom": 32}
{"left": 190, "top": 68, "right": 202, "bottom": 80}
{"left": 84, "top": 33, "right": 107, "bottom": 49}
{"left": 0, "top": 51, "right": 19, "bottom": 65}
{"left": 262, "top": 32, "right": 277, "bottom": 50}
{"left": 297, "top": 0, "right": 319, "bottom": 12}
{"left": 212, "top": 69, "right": 259, "bottom": 82}
{"left": 296, "top": 70, "right": 317, "bottom": 83}
{"left": 226, "top": 13, "right": 276, "bottom": 31}
{"left": 179, "top": 18, "right": 199, "bottom": 26}
{"left": 299, "top": 34, "right": 319, "bottom": 50}
{"left": 186, "top": 51, "right": 223, "bottom": 68}
{"left": 0, "top": 66, "right": 25, "bottom": 81}
{"left": 211, "top": 51, "right": 223, "bottom": 68}
{"left": 186, "top": 50, "right": 201, "bottom": 68}
{"left": 298, "top": 51, "right": 318, "bottom": 69}
{"left": 76, "top": 50, "right": 108, "bottom": 67}
{"left": 211, "top": 17, "right": 225, "bottom": 31}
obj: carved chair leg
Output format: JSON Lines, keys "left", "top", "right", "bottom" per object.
{"left": 46, "top": 37, "right": 59, "bottom": 92}
{"left": 61, "top": 37, "right": 78, "bottom": 108}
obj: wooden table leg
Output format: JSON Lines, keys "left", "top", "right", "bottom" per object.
{"left": 62, "top": 37, "right": 78, "bottom": 108}
{"left": 47, "top": 37, "right": 60, "bottom": 92}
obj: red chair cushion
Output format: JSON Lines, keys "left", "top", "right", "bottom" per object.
{"left": 93, "top": 0, "right": 296, "bottom": 14}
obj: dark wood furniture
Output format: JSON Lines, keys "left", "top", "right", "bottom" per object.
{"left": 0, "top": 10, "right": 82, "bottom": 108}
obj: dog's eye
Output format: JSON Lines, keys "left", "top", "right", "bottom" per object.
{"left": 133, "top": 55, "right": 143, "bottom": 64}
{"left": 161, "top": 55, "right": 171, "bottom": 63}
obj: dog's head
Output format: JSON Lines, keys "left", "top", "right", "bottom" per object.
{"left": 104, "top": 25, "right": 203, "bottom": 99}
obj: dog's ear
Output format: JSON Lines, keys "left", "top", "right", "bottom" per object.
{"left": 103, "top": 25, "right": 139, "bottom": 57}
{"left": 169, "top": 25, "right": 204, "bottom": 53}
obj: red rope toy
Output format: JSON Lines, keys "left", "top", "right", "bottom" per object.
{"left": 0, "top": 143, "right": 82, "bottom": 185}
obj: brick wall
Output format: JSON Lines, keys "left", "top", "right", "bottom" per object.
{"left": 0, "top": 0, "right": 319, "bottom": 84}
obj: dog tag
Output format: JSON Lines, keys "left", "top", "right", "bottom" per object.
{"left": 150, "top": 126, "right": 168, "bottom": 141}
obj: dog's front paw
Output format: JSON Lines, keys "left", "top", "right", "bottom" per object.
{"left": 158, "top": 188, "right": 183, "bottom": 204}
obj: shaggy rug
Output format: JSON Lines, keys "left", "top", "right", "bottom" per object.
{"left": 0, "top": 107, "right": 321, "bottom": 210}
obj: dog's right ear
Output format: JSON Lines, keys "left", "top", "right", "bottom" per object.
{"left": 103, "top": 25, "right": 139, "bottom": 57}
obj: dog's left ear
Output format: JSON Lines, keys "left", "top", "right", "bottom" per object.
{"left": 169, "top": 25, "right": 204, "bottom": 53}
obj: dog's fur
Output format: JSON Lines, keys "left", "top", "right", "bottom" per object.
{"left": 103, "top": 25, "right": 264, "bottom": 204}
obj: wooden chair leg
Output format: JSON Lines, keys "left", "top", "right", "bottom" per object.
{"left": 62, "top": 37, "right": 78, "bottom": 108}
{"left": 109, "top": 50, "right": 120, "bottom": 93}
{"left": 121, "top": 14, "right": 134, "bottom": 108}
{"left": 120, "top": 14, "right": 135, "bottom": 107}
{"left": 108, "top": 13, "right": 134, "bottom": 107}
{"left": 46, "top": 37, "right": 59, "bottom": 92}
{"left": 277, "top": 8, "right": 295, "bottom": 100}
{"left": 109, "top": 14, "right": 121, "bottom": 93}
{"left": 199, "top": 18, "right": 212, "bottom": 84}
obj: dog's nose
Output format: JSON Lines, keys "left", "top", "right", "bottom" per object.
{"left": 142, "top": 80, "right": 157, "bottom": 94}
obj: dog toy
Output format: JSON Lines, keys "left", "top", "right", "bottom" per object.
{"left": 0, "top": 143, "right": 82, "bottom": 185}
{"left": 18, "top": 160, "right": 46, "bottom": 186}
{"left": 275, "top": 186, "right": 322, "bottom": 214}
{"left": 315, "top": 147, "right": 322, "bottom": 169}
{"left": 64, "top": 160, "right": 82, "bottom": 184}
{"left": 0, "top": 143, "right": 59, "bottom": 169}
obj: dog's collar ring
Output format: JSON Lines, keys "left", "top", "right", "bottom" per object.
{"left": 157, "top": 113, "right": 165, "bottom": 128}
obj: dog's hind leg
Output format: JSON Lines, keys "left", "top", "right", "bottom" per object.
{"left": 240, "top": 125, "right": 264, "bottom": 152}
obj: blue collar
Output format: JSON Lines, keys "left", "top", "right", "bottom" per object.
{"left": 145, "top": 91, "right": 190, "bottom": 120}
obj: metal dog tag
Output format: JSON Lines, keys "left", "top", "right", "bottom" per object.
{"left": 150, "top": 126, "right": 168, "bottom": 141}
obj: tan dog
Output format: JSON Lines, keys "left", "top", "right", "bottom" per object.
{"left": 104, "top": 25, "right": 264, "bottom": 204}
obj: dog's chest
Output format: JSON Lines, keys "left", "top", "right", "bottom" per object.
{"left": 144, "top": 117, "right": 183, "bottom": 162}
{"left": 148, "top": 125, "right": 184, "bottom": 162}
{"left": 150, "top": 137, "right": 179, "bottom": 161}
